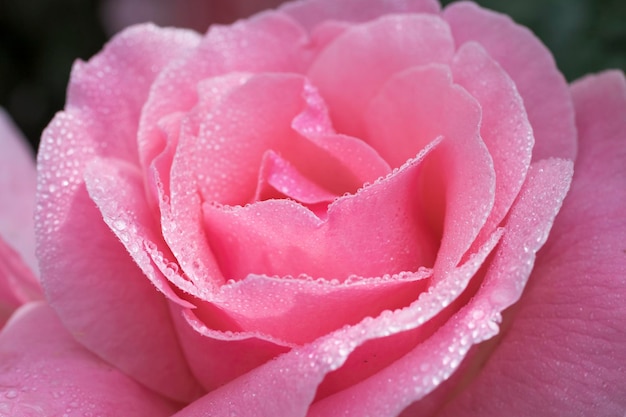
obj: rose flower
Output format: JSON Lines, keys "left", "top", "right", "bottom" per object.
{"left": 0, "top": 0, "right": 624, "bottom": 415}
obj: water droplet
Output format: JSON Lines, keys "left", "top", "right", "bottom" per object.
{"left": 113, "top": 219, "right": 127, "bottom": 231}
{"left": 472, "top": 309, "right": 485, "bottom": 320}
{"left": 4, "top": 391, "right": 17, "bottom": 399}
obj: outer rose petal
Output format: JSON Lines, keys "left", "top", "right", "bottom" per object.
{"left": 437, "top": 71, "right": 626, "bottom": 416}
{"left": 0, "top": 302, "right": 177, "bottom": 417}
{"left": 36, "top": 25, "right": 203, "bottom": 402}
{"left": 443, "top": 1, "right": 577, "bottom": 162}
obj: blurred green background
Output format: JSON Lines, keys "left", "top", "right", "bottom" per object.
{"left": 1, "top": 0, "right": 625, "bottom": 153}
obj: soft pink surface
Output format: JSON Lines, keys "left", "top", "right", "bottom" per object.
{"left": 0, "top": 110, "right": 41, "bottom": 325}
{"left": 435, "top": 70, "right": 626, "bottom": 416}
{"left": 0, "top": 302, "right": 177, "bottom": 416}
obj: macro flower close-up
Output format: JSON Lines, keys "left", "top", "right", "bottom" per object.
{"left": 0, "top": 0, "right": 624, "bottom": 416}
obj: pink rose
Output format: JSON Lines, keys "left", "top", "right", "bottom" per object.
{"left": 1, "top": 0, "right": 624, "bottom": 415}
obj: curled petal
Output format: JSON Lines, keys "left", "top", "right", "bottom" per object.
{"left": 450, "top": 42, "right": 534, "bottom": 249}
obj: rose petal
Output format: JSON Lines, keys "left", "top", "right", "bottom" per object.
{"left": 290, "top": 77, "right": 391, "bottom": 186}
{"left": 365, "top": 65, "right": 495, "bottom": 278}
{"left": 280, "top": 0, "right": 440, "bottom": 31}
{"left": 172, "top": 337, "right": 337, "bottom": 417}
{"left": 84, "top": 158, "right": 197, "bottom": 305}
{"left": 162, "top": 73, "right": 301, "bottom": 290}
{"left": 0, "top": 238, "right": 40, "bottom": 326}
{"left": 437, "top": 71, "right": 626, "bottom": 416}
{"left": 255, "top": 150, "right": 339, "bottom": 205}
{"left": 195, "top": 269, "right": 432, "bottom": 345}
{"left": 65, "top": 24, "right": 200, "bottom": 166}
{"left": 450, "top": 42, "right": 534, "bottom": 248}
{"left": 308, "top": 13, "right": 455, "bottom": 138}
{"left": 37, "top": 177, "right": 202, "bottom": 402}
{"left": 443, "top": 1, "right": 577, "bottom": 161}
{"left": 173, "top": 73, "right": 310, "bottom": 206}
{"left": 0, "top": 302, "right": 177, "bottom": 416}
{"left": 153, "top": 73, "right": 252, "bottom": 292}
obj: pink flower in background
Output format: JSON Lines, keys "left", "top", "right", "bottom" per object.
{"left": 101, "top": 0, "right": 288, "bottom": 34}
{"left": 0, "top": 110, "right": 42, "bottom": 327}
{"left": 0, "top": 0, "right": 624, "bottom": 415}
